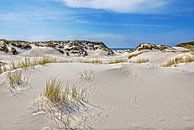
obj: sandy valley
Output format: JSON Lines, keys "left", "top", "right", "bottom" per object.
{"left": 0, "top": 40, "right": 194, "bottom": 130}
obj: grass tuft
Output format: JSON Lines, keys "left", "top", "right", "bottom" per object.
{"left": 108, "top": 59, "right": 127, "bottom": 64}
{"left": 44, "top": 78, "right": 86, "bottom": 104}
{"left": 128, "top": 52, "right": 143, "bottom": 59}
{"left": 84, "top": 59, "right": 102, "bottom": 64}
{"left": 133, "top": 58, "right": 149, "bottom": 63}
{"left": 10, "top": 57, "right": 56, "bottom": 71}
{"left": 40, "top": 78, "right": 93, "bottom": 129}
{"left": 0, "top": 66, "right": 5, "bottom": 74}
{"left": 44, "top": 78, "right": 62, "bottom": 103}
{"left": 80, "top": 70, "right": 93, "bottom": 80}
{"left": 7, "top": 70, "right": 24, "bottom": 87}
{"left": 190, "top": 51, "right": 194, "bottom": 55}
{"left": 162, "top": 56, "right": 194, "bottom": 67}
{"left": 35, "top": 57, "right": 56, "bottom": 65}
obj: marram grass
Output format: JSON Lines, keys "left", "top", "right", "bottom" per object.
{"left": 83, "top": 59, "right": 102, "bottom": 64}
{"left": 162, "top": 56, "right": 194, "bottom": 67}
{"left": 41, "top": 78, "right": 91, "bottom": 129}
{"left": 133, "top": 58, "right": 149, "bottom": 63}
{"left": 7, "top": 70, "right": 24, "bottom": 87}
{"left": 44, "top": 78, "right": 86, "bottom": 104}
{"left": 108, "top": 59, "right": 127, "bottom": 64}
{"left": 128, "top": 52, "right": 143, "bottom": 59}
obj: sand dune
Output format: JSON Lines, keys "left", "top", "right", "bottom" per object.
{"left": 0, "top": 44, "right": 194, "bottom": 130}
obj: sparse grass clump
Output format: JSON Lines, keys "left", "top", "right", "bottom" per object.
{"left": 7, "top": 70, "right": 24, "bottom": 87}
{"left": 44, "top": 78, "right": 62, "bottom": 103}
{"left": 80, "top": 70, "right": 93, "bottom": 80}
{"left": 162, "top": 56, "right": 194, "bottom": 67}
{"left": 190, "top": 51, "right": 194, "bottom": 55}
{"left": 84, "top": 59, "right": 102, "bottom": 64}
{"left": 10, "top": 57, "right": 56, "bottom": 70}
{"left": 44, "top": 78, "right": 86, "bottom": 104}
{"left": 0, "top": 66, "right": 7, "bottom": 74}
{"left": 133, "top": 58, "right": 149, "bottom": 63}
{"left": 40, "top": 78, "right": 93, "bottom": 129}
{"left": 0, "top": 57, "right": 57, "bottom": 75}
{"left": 128, "top": 52, "right": 143, "bottom": 59}
{"left": 108, "top": 59, "right": 127, "bottom": 64}
{"left": 11, "top": 58, "right": 31, "bottom": 70}
{"left": 35, "top": 57, "right": 56, "bottom": 65}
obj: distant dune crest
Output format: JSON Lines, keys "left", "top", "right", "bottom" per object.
{"left": 0, "top": 39, "right": 114, "bottom": 56}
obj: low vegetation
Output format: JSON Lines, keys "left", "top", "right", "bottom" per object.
{"left": 0, "top": 66, "right": 7, "bottom": 74}
{"left": 41, "top": 78, "right": 91, "bottom": 129}
{"left": 44, "top": 79, "right": 86, "bottom": 104}
{"left": 83, "top": 59, "right": 102, "bottom": 64}
{"left": 0, "top": 57, "right": 57, "bottom": 75}
{"left": 80, "top": 70, "right": 93, "bottom": 80}
{"left": 162, "top": 56, "right": 194, "bottom": 67}
{"left": 132, "top": 58, "right": 149, "bottom": 63}
{"left": 128, "top": 52, "right": 143, "bottom": 59}
{"left": 9, "top": 57, "right": 56, "bottom": 70}
{"left": 190, "top": 51, "right": 194, "bottom": 55}
{"left": 6, "top": 70, "right": 25, "bottom": 88}
{"left": 108, "top": 59, "right": 127, "bottom": 64}
{"left": 176, "top": 41, "right": 194, "bottom": 50}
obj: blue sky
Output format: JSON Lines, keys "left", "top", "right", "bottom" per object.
{"left": 0, "top": 0, "right": 194, "bottom": 47}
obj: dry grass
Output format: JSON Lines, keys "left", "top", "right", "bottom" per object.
{"left": 108, "top": 59, "right": 127, "bottom": 64}
{"left": 0, "top": 66, "right": 7, "bottom": 74}
{"left": 10, "top": 57, "right": 56, "bottom": 70}
{"left": 35, "top": 57, "right": 56, "bottom": 65}
{"left": 80, "top": 70, "right": 93, "bottom": 80}
{"left": 44, "top": 78, "right": 62, "bottom": 103}
{"left": 162, "top": 56, "right": 194, "bottom": 67}
{"left": 84, "top": 59, "right": 102, "bottom": 64}
{"left": 44, "top": 78, "right": 86, "bottom": 104}
{"left": 6, "top": 70, "right": 24, "bottom": 88}
{"left": 42, "top": 78, "right": 90, "bottom": 129}
{"left": 133, "top": 58, "right": 149, "bottom": 63}
{"left": 190, "top": 51, "right": 194, "bottom": 55}
{"left": 128, "top": 52, "right": 143, "bottom": 59}
{"left": 0, "top": 57, "right": 57, "bottom": 75}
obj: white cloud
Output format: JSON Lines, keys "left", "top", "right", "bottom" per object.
{"left": 61, "top": 0, "right": 169, "bottom": 13}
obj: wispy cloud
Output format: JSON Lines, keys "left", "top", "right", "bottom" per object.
{"left": 60, "top": 0, "right": 169, "bottom": 13}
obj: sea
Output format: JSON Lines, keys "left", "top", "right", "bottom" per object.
{"left": 111, "top": 48, "right": 134, "bottom": 51}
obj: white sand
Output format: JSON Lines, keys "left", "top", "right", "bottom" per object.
{"left": 0, "top": 47, "right": 194, "bottom": 130}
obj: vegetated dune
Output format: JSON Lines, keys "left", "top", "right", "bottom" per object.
{"left": 176, "top": 41, "right": 194, "bottom": 50}
{"left": 0, "top": 41, "right": 194, "bottom": 130}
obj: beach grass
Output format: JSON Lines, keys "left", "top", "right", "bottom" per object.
{"left": 108, "top": 59, "right": 127, "bottom": 64}
{"left": 41, "top": 78, "right": 91, "bottom": 129}
{"left": 6, "top": 70, "right": 24, "bottom": 87}
{"left": 0, "top": 65, "right": 8, "bottom": 74}
{"left": 44, "top": 78, "right": 86, "bottom": 104}
{"left": 190, "top": 51, "right": 194, "bottom": 55}
{"left": 80, "top": 70, "right": 93, "bottom": 80}
{"left": 128, "top": 52, "right": 143, "bottom": 59}
{"left": 162, "top": 56, "right": 194, "bottom": 67}
{"left": 84, "top": 59, "right": 102, "bottom": 64}
{"left": 8, "top": 57, "right": 56, "bottom": 71}
{"left": 133, "top": 58, "right": 149, "bottom": 63}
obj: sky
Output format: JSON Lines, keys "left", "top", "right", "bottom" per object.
{"left": 0, "top": 0, "right": 194, "bottom": 48}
